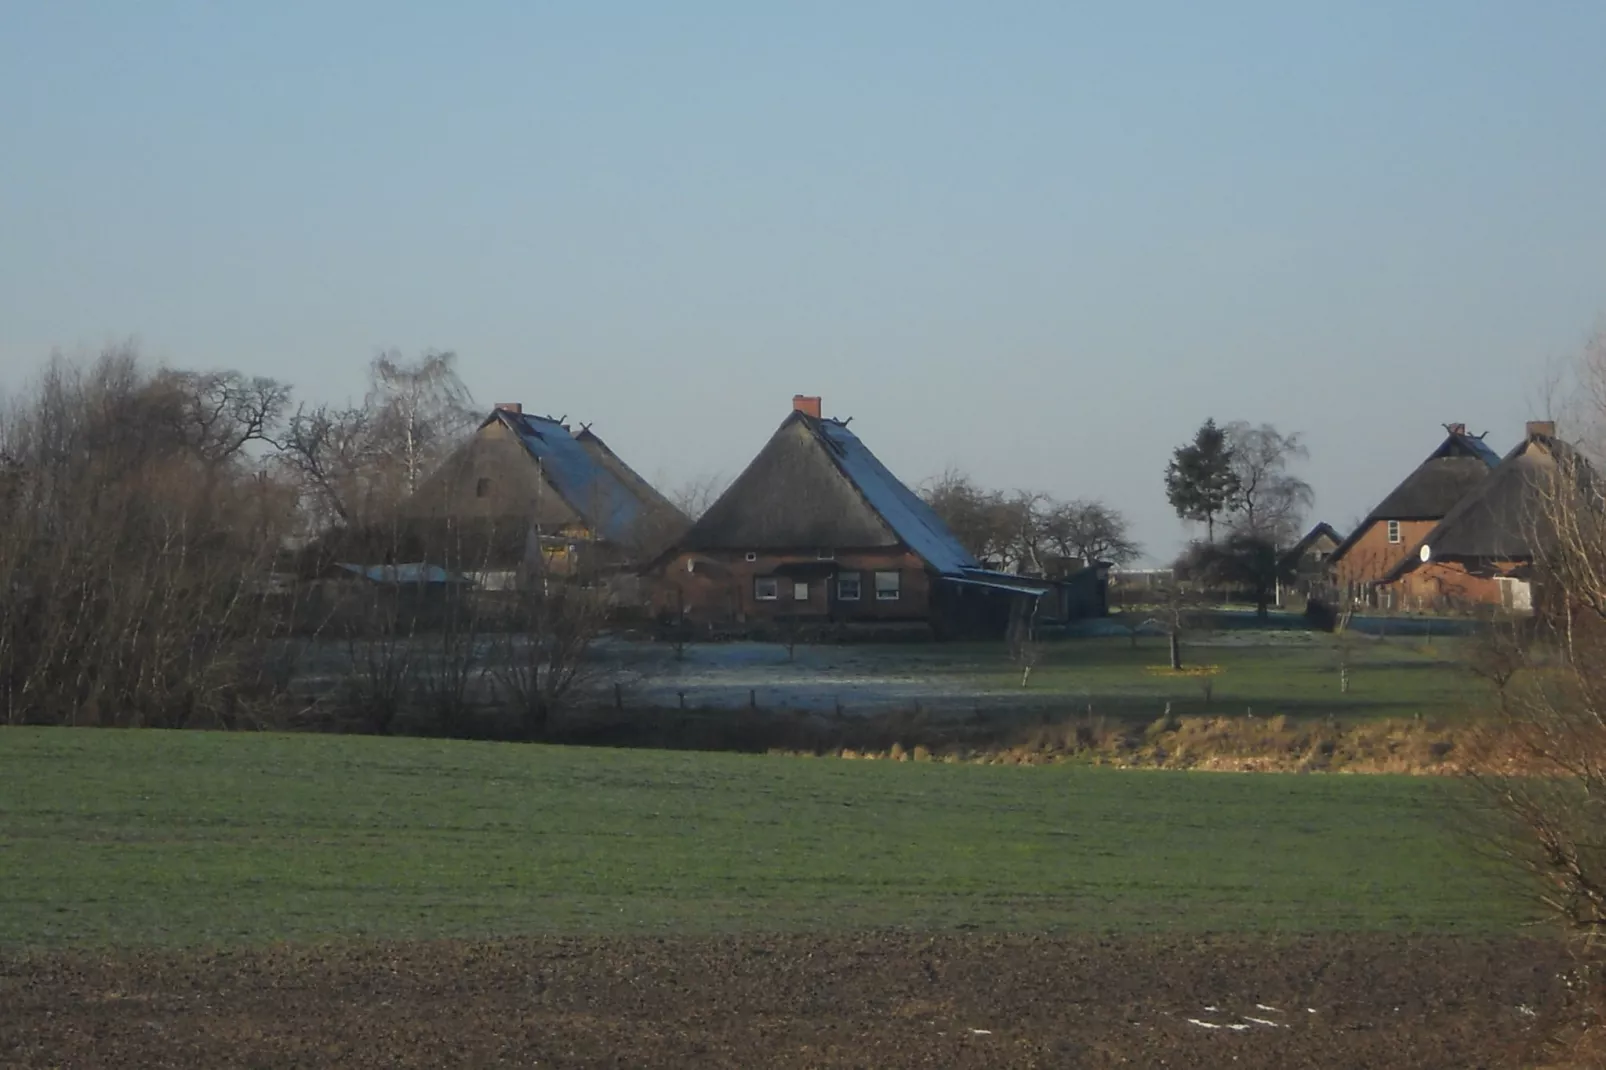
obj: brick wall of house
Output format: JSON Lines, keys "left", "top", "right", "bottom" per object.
{"left": 1331, "top": 519, "right": 1436, "bottom": 597}
{"left": 653, "top": 549, "right": 933, "bottom": 624}
{"left": 1386, "top": 559, "right": 1524, "bottom": 611}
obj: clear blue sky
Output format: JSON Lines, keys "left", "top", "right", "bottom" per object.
{"left": 3, "top": 2, "right": 1602, "bottom": 560}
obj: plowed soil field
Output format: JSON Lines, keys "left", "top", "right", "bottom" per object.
{"left": 0, "top": 933, "right": 1568, "bottom": 1069}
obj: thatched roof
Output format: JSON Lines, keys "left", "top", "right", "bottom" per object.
{"left": 669, "top": 411, "right": 977, "bottom": 573}
{"left": 1329, "top": 428, "right": 1500, "bottom": 563}
{"left": 407, "top": 409, "right": 662, "bottom": 545}
{"left": 1385, "top": 426, "right": 1582, "bottom": 579}
{"left": 489, "top": 410, "right": 648, "bottom": 541}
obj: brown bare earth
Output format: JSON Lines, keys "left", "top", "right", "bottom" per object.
{"left": 0, "top": 934, "right": 1571, "bottom": 1069}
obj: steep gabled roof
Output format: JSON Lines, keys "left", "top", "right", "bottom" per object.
{"left": 673, "top": 411, "right": 978, "bottom": 574}
{"left": 1280, "top": 521, "right": 1341, "bottom": 566}
{"left": 573, "top": 425, "right": 687, "bottom": 525}
{"left": 489, "top": 409, "right": 645, "bottom": 542}
{"left": 1385, "top": 427, "right": 1582, "bottom": 580}
{"left": 1329, "top": 428, "right": 1501, "bottom": 563}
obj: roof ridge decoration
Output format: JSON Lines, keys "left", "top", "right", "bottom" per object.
{"left": 485, "top": 408, "right": 645, "bottom": 543}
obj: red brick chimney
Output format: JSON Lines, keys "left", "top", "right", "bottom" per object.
{"left": 495, "top": 402, "right": 523, "bottom": 414}
{"left": 793, "top": 395, "right": 822, "bottom": 419}
{"left": 1527, "top": 420, "right": 1556, "bottom": 439}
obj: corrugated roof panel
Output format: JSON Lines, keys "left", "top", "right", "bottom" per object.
{"left": 813, "top": 420, "right": 979, "bottom": 574}
{"left": 336, "top": 562, "right": 467, "bottom": 584}
{"left": 943, "top": 573, "right": 1052, "bottom": 597}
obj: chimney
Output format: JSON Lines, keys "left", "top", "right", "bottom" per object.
{"left": 495, "top": 402, "right": 523, "bottom": 414}
{"left": 792, "top": 395, "right": 822, "bottom": 419}
{"left": 1527, "top": 420, "right": 1556, "bottom": 439}
{"left": 1446, "top": 423, "right": 1466, "bottom": 436}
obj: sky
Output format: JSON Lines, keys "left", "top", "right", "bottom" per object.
{"left": 2, "top": 2, "right": 1603, "bottom": 562}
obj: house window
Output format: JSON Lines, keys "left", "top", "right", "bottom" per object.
{"left": 475, "top": 477, "right": 492, "bottom": 499}
{"left": 745, "top": 551, "right": 758, "bottom": 563}
{"left": 754, "top": 577, "right": 779, "bottom": 601}
{"left": 1386, "top": 520, "right": 1401, "bottom": 544}
{"left": 817, "top": 549, "right": 835, "bottom": 561}
{"left": 793, "top": 581, "right": 809, "bottom": 601}
{"left": 875, "top": 570, "right": 901, "bottom": 601}
{"left": 837, "top": 573, "right": 862, "bottom": 601}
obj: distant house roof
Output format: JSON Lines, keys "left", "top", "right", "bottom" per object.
{"left": 1330, "top": 427, "right": 1501, "bottom": 563}
{"left": 333, "top": 562, "right": 471, "bottom": 585}
{"left": 489, "top": 409, "right": 647, "bottom": 543}
{"left": 1384, "top": 424, "right": 1582, "bottom": 581}
{"left": 669, "top": 410, "right": 979, "bottom": 575}
{"left": 1280, "top": 522, "right": 1341, "bottom": 566}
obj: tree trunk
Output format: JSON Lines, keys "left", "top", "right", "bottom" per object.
{"left": 1169, "top": 629, "right": 1182, "bottom": 670}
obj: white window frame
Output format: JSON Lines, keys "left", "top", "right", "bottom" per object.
{"left": 874, "top": 570, "right": 901, "bottom": 601}
{"left": 754, "top": 576, "right": 779, "bottom": 601}
{"left": 745, "top": 551, "right": 758, "bottom": 563}
{"left": 793, "top": 581, "right": 809, "bottom": 601}
{"left": 1386, "top": 520, "right": 1401, "bottom": 544}
{"left": 837, "top": 573, "right": 861, "bottom": 601}
{"left": 816, "top": 549, "right": 835, "bottom": 561}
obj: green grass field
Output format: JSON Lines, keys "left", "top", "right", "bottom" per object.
{"left": 681, "top": 633, "right": 1486, "bottom": 721}
{"left": 974, "top": 634, "right": 1483, "bottom": 720}
{"left": 0, "top": 727, "right": 1523, "bottom": 948}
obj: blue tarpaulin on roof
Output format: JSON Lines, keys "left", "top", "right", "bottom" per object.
{"left": 813, "top": 419, "right": 979, "bottom": 575}
{"left": 499, "top": 411, "right": 645, "bottom": 542}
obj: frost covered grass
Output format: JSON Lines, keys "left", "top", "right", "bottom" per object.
{"left": 616, "top": 632, "right": 1482, "bottom": 724}
{"left": 0, "top": 726, "right": 1521, "bottom": 948}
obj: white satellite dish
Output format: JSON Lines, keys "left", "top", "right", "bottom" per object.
{"left": 1419, "top": 543, "right": 1432, "bottom": 562}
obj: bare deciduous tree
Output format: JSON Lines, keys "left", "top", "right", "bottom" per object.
{"left": 366, "top": 349, "right": 477, "bottom": 498}
{"left": 148, "top": 368, "right": 291, "bottom": 465}
{"left": 0, "top": 346, "right": 294, "bottom": 728}
{"left": 921, "top": 469, "right": 1015, "bottom": 566}
{"left": 279, "top": 403, "right": 382, "bottom": 528}
{"left": 1468, "top": 331, "right": 1606, "bottom": 1059}
{"left": 492, "top": 580, "right": 612, "bottom": 740}
{"left": 1223, "top": 421, "right": 1314, "bottom": 546}
{"left": 277, "top": 349, "right": 476, "bottom": 531}
{"left": 1040, "top": 499, "right": 1142, "bottom": 567}
{"left": 667, "top": 473, "right": 727, "bottom": 522}
{"left": 923, "top": 471, "right": 1137, "bottom": 575}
